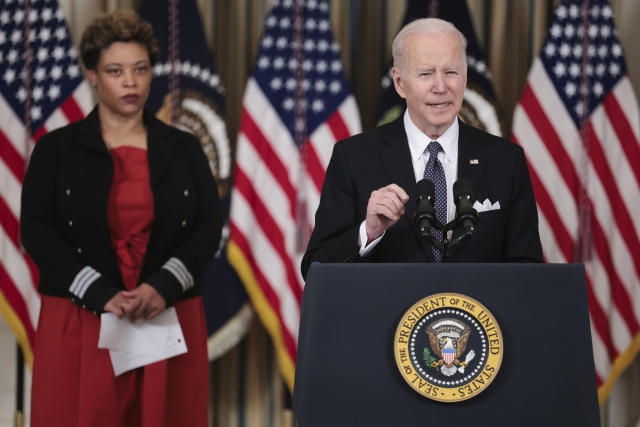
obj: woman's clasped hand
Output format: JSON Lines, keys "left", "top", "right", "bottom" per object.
{"left": 103, "top": 283, "right": 166, "bottom": 321}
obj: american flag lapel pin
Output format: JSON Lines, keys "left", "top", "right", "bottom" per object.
{"left": 470, "top": 159, "right": 479, "bottom": 164}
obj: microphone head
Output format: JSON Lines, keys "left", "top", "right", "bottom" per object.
{"left": 416, "top": 179, "right": 435, "bottom": 197}
{"left": 453, "top": 179, "right": 474, "bottom": 202}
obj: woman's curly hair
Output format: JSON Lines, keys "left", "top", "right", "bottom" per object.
{"left": 79, "top": 10, "right": 160, "bottom": 70}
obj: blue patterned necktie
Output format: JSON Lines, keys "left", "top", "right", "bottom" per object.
{"left": 423, "top": 141, "right": 447, "bottom": 262}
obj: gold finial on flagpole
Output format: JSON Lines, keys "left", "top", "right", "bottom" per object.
{"left": 14, "top": 410, "right": 24, "bottom": 427}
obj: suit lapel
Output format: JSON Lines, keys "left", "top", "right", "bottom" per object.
{"left": 75, "top": 107, "right": 176, "bottom": 189}
{"left": 145, "top": 110, "right": 175, "bottom": 189}
{"left": 449, "top": 119, "right": 485, "bottom": 251}
{"left": 137, "top": 112, "right": 175, "bottom": 280}
{"left": 381, "top": 116, "right": 434, "bottom": 263}
{"left": 74, "top": 106, "right": 111, "bottom": 155}
{"left": 457, "top": 119, "right": 484, "bottom": 198}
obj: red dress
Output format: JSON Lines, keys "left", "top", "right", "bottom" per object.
{"left": 31, "top": 146, "right": 209, "bottom": 427}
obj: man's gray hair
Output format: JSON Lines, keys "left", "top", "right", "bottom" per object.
{"left": 392, "top": 18, "right": 468, "bottom": 77}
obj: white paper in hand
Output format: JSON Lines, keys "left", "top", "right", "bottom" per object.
{"left": 99, "top": 307, "right": 188, "bottom": 376}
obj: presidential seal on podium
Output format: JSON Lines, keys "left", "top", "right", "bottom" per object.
{"left": 394, "top": 293, "right": 504, "bottom": 402}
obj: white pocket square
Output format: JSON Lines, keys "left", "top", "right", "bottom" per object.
{"left": 473, "top": 199, "right": 500, "bottom": 213}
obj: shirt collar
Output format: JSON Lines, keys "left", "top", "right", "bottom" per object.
{"left": 404, "top": 109, "right": 459, "bottom": 165}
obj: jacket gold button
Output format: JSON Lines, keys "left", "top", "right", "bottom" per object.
{"left": 182, "top": 220, "right": 187, "bottom": 227}
{"left": 184, "top": 189, "right": 189, "bottom": 197}
{"left": 69, "top": 221, "right": 73, "bottom": 227}
{"left": 66, "top": 189, "right": 70, "bottom": 196}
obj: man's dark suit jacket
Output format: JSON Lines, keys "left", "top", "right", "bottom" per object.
{"left": 301, "top": 116, "right": 543, "bottom": 278}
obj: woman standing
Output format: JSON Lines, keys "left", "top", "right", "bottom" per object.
{"left": 21, "top": 10, "right": 222, "bottom": 427}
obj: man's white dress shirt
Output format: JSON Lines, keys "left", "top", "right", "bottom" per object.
{"left": 358, "top": 110, "right": 459, "bottom": 255}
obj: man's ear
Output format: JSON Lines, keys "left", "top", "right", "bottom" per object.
{"left": 463, "top": 63, "right": 468, "bottom": 88}
{"left": 392, "top": 67, "right": 406, "bottom": 99}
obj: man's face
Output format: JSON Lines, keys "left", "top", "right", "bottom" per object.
{"left": 392, "top": 32, "right": 467, "bottom": 139}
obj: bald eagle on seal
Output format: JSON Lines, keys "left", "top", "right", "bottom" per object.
{"left": 427, "top": 327, "right": 472, "bottom": 377}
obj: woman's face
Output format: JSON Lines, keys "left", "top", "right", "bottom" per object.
{"left": 87, "top": 41, "right": 152, "bottom": 119}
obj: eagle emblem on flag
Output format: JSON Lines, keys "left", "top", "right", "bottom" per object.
{"left": 426, "top": 318, "right": 476, "bottom": 377}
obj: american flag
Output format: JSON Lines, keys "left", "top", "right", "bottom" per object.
{"left": 0, "top": 0, "right": 92, "bottom": 367}
{"left": 227, "top": 0, "right": 361, "bottom": 389}
{"left": 140, "top": 0, "right": 253, "bottom": 362}
{"left": 512, "top": 0, "right": 640, "bottom": 403}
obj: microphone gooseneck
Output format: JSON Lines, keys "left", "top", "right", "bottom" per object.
{"left": 414, "top": 179, "right": 437, "bottom": 234}
{"left": 413, "top": 178, "right": 480, "bottom": 262}
{"left": 453, "top": 179, "right": 479, "bottom": 234}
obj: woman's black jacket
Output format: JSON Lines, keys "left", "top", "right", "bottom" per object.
{"left": 20, "top": 106, "right": 223, "bottom": 315}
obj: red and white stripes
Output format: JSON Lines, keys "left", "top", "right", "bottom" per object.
{"left": 229, "top": 77, "right": 360, "bottom": 382}
{"left": 512, "top": 58, "right": 640, "bottom": 398}
{"left": 0, "top": 81, "right": 92, "bottom": 360}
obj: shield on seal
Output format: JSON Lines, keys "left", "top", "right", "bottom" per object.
{"left": 442, "top": 348, "right": 456, "bottom": 365}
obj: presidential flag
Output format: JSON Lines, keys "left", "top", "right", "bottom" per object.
{"left": 228, "top": 0, "right": 361, "bottom": 389}
{"left": 375, "top": 0, "right": 505, "bottom": 137}
{"left": 512, "top": 0, "right": 640, "bottom": 403}
{"left": 0, "top": 0, "right": 93, "bottom": 367}
{"left": 140, "top": 0, "right": 252, "bottom": 360}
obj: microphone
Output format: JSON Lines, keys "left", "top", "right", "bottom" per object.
{"left": 414, "top": 179, "right": 437, "bottom": 234}
{"left": 453, "top": 179, "right": 479, "bottom": 234}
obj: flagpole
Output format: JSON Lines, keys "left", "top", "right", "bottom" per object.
{"left": 428, "top": 0, "right": 438, "bottom": 18}
{"left": 14, "top": 343, "right": 24, "bottom": 427}
{"left": 168, "top": 0, "right": 180, "bottom": 126}
{"left": 17, "top": 2, "right": 31, "bottom": 425}
{"left": 293, "top": 0, "right": 310, "bottom": 253}
{"left": 576, "top": 0, "right": 592, "bottom": 263}
{"left": 17, "top": 1, "right": 31, "bottom": 424}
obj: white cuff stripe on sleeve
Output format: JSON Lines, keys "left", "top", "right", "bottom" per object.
{"left": 78, "top": 270, "right": 101, "bottom": 299}
{"left": 163, "top": 263, "right": 188, "bottom": 291}
{"left": 70, "top": 266, "right": 92, "bottom": 294}
{"left": 162, "top": 257, "right": 194, "bottom": 291}
{"left": 69, "top": 266, "right": 101, "bottom": 298}
{"left": 165, "top": 259, "right": 189, "bottom": 286}
{"left": 166, "top": 258, "right": 193, "bottom": 290}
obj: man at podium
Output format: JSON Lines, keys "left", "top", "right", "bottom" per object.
{"left": 302, "top": 18, "right": 543, "bottom": 278}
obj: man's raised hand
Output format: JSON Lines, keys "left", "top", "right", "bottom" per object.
{"left": 365, "top": 184, "right": 409, "bottom": 244}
